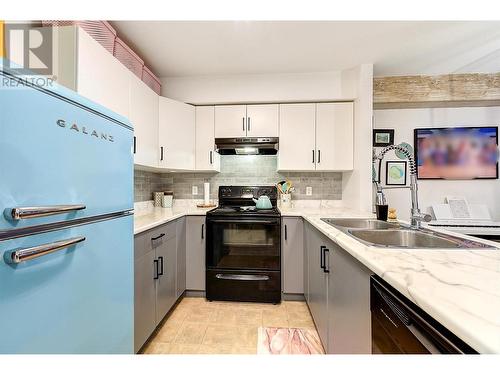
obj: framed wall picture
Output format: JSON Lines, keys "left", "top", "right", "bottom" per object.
{"left": 373, "top": 129, "right": 395, "bottom": 147}
{"left": 386, "top": 161, "right": 407, "bottom": 186}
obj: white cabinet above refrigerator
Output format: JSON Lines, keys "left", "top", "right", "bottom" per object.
{"left": 51, "top": 25, "right": 131, "bottom": 119}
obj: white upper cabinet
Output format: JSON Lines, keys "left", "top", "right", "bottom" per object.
{"left": 129, "top": 76, "right": 159, "bottom": 167}
{"left": 76, "top": 28, "right": 131, "bottom": 119}
{"left": 214, "top": 105, "right": 247, "bottom": 138}
{"left": 278, "top": 103, "right": 316, "bottom": 171}
{"left": 195, "top": 106, "right": 220, "bottom": 172}
{"left": 215, "top": 104, "right": 279, "bottom": 138}
{"left": 246, "top": 104, "right": 279, "bottom": 137}
{"left": 316, "top": 103, "right": 354, "bottom": 171}
{"left": 278, "top": 102, "right": 354, "bottom": 171}
{"left": 159, "top": 97, "right": 196, "bottom": 170}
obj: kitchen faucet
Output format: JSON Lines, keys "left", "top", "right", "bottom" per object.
{"left": 373, "top": 144, "right": 431, "bottom": 229}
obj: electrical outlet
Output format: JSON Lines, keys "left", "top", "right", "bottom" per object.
{"left": 306, "top": 186, "right": 313, "bottom": 196}
{"left": 192, "top": 186, "right": 198, "bottom": 195}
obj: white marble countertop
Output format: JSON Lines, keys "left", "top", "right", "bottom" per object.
{"left": 302, "top": 214, "right": 500, "bottom": 354}
{"left": 133, "top": 200, "right": 500, "bottom": 353}
{"left": 134, "top": 204, "right": 211, "bottom": 235}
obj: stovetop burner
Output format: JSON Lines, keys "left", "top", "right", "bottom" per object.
{"left": 208, "top": 205, "right": 280, "bottom": 216}
{"left": 238, "top": 206, "right": 255, "bottom": 212}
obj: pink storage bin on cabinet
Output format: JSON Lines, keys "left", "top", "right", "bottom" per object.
{"left": 113, "top": 37, "right": 144, "bottom": 79}
{"left": 42, "top": 20, "right": 117, "bottom": 55}
{"left": 42, "top": 21, "right": 161, "bottom": 93}
{"left": 142, "top": 65, "right": 162, "bottom": 95}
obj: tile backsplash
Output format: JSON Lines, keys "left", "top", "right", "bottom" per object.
{"left": 134, "top": 155, "right": 342, "bottom": 202}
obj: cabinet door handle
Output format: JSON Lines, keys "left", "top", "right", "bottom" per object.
{"left": 133, "top": 136, "right": 137, "bottom": 154}
{"left": 242, "top": 117, "right": 245, "bottom": 131}
{"left": 158, "top": 256, "right": 164, "bottom": 276}
{"left": 247, "top": 117, "right": 251, "bottom": 131}
{"left": 209, "top": 150, "right": 213, "bottom": 164}
{"left": 318, "top": 150, "right": 321, "bottom": 163}
{"left": 320, "top": 245, "right": 326, "bottom": 269}
{"left": 312, "top": 150, "right": 315, "bottom": 164}
{"left": 153, "top": 259, "right": 159, "bottom": 280}
{"left": 323, "top": 248, "right": 330, "bottom": 273}
{"left": 284, "top": 224, "right": 287, "bottom": 240}
{"left": 160, "top": 146, "right": 164, "bottom": 161}
{"left": 201, "top": 223, "right": 205, "bottom": 239}
{"left": 151, "top": 233, "right": 165, "bottom": 241}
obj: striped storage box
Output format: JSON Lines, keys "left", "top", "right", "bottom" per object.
{"left": 42, "top": 20, "right": 117, "bottom": 54}
{"left": 113, "top": 37, "right": 144, "bottom": 79}
{"left": 142, "top": 65, "right": 162, "bottom": 95}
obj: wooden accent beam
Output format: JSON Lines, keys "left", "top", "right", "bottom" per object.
{"left": 374, "top": 73, "right": 500, "bottom": 109}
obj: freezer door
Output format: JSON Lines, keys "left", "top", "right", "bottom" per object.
{"left": 0, "top": 214, "right": 133, "bottom": 353}
{"left": 0, "top": 76, "right": 133, "bottom": 230}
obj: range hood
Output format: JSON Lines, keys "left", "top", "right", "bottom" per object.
{"left": 215, "top": 137, "right": 279, "bottom": 155}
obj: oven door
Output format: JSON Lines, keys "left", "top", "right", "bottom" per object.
{"left": 206, "top": 216, "right": 281, "bottom": 271}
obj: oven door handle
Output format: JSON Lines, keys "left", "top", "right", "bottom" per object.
{"left": 215, "top": 274, "right": 270, "bottom": 281}
{"left": 208, "top": 219, "right": 279, "bottom": 225}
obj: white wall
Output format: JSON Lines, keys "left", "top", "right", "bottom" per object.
{"left": 374, "top": 107, "right": 500, "bottom": 220}
{"left": 342, "top": 64, "right": 374, "bottom": 213}
{"left": 160, "top": 71, "right": 350, "bottom": 104}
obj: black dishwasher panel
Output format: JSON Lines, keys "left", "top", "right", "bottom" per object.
{"left": 370, "top": 275, "right": 477, "bottom": 354}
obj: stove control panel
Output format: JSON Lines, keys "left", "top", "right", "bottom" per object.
{"left": 220, "top": 187, "right": 233, "bottom": 198}
{"left": 218, "top": 186, "right": 278, "bottom": 201}
{"left": 258, "top": 187, "right": 275, "bottom": 197}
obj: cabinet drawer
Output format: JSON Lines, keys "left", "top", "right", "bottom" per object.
{"left": 134, "top": 221, "right": 176, "bottom": 259}
{"left": 206, "top": 270, "right": 281, "bottom": 303}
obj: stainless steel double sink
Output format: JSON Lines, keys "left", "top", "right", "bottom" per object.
{"left": 321, "top": 218, "right": 495, "bottom": 249}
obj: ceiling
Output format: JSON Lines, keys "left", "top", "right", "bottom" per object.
{"left": 111, "top": 21, "right": 500, "bottom": 78}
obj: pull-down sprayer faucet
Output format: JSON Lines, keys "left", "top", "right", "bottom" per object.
{"left": 373, "top": 144, "right": 431, "bottom": 229}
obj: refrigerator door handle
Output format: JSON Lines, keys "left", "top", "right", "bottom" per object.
{"left": 7, "top": 205, "right": 86, "bottom": 220}
{"left": 4, "top": 236, "right": 86, "bottom": 264}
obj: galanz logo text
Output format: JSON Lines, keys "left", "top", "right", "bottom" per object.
{"left": 56, "top": 119, "right": 114, "bottom": 142}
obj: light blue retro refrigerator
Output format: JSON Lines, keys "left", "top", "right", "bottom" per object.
{"left": 0, "top": 61, "right": 134, "bottom": 353}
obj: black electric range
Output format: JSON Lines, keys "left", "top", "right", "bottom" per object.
{"left": 205, "top": 186, "right": 281, "bottom": 303}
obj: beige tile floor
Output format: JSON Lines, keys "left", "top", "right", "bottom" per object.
{"left": 141, "top": 297, "right": 321, "bottom": 354}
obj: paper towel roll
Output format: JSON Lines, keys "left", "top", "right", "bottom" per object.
{"left": 204, "top": 182, "right": 210, "bottom": 205}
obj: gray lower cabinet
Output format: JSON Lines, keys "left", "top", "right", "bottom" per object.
{"left": 282, "top": 217, "right": 304, "bottom": 295}
{"left": 304, "top": 221, "right": 372, "bottom": 354}
{"left": 176, "top": 217, "right": 186, "bottom": 298}
{"left": 134, "top": 241, "right": 156, "bottom": 353}
{"left": 154, "top": 235, "right": 177, "bottom": 324}
{"left": 134, "top": 220, "right": 178, "bottom": 352}
{"left": 305, "top": 221, "right": 329, "bottom": 348}
{"left": 186, "top": 216, "right": 206, "bottom": 291}
{"left": 327, "top": 241, "right": 371, "bottom": 354}
{"left": 303, "top": 224, "right": 309, "bottom": 303}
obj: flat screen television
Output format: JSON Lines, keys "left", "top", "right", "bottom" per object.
{"left": 414, "top": 126, "right": 498, "bottom": 180}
